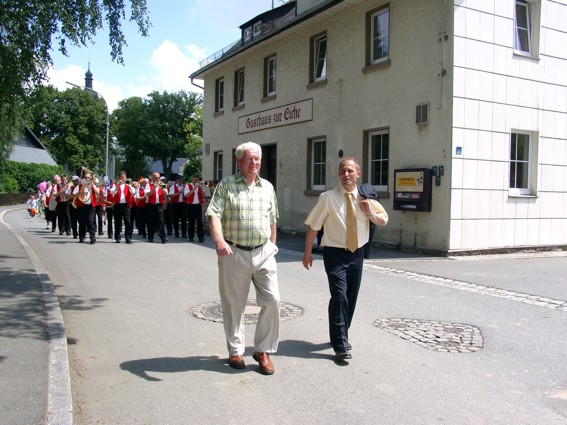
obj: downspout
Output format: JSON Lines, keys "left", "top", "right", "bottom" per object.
{"left": 190, "top": 76, "right": 204, "bottom": 90}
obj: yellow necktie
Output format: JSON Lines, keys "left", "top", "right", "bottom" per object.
{"left": 346, "top": 192, "right": 358, "bottom": 253}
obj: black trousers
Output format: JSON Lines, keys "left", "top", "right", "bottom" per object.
{"left": 323, "top": 247, "right": 364, "bottom": 353}
{"left": 113, "top": 203, "right": 132, "bottom": 242}
{"left": 187, "top": 203, "right": 204, "bottom": 241}
{"left": 133, "top": 205, "right": 147, "bottom": 237}
{"left": 95, "top": 205, "right": 104, "bottom": 234}
{"left": 146, "top": 203, "right": 166, "bottom": 242}
{"left": 56, "top": 201, "right": 71, "bottom": 234}
{"left": 172, "top": 202, "right": 187, "bottom": 237}
{"left": 106, "top": 207, "right": 114, "bottom": 238}
{"left": 78, "top": 204, "right": 96, "bottom": 241}
{"left": 69, "top": 204, "right": 79, "bottom": 237}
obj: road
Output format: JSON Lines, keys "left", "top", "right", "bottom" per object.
{"left": 3, "top": 206, "right": 567, "bottom": 424}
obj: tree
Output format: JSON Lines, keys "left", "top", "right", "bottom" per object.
{"left": 112, "top": 91, "right": 203, "bottom": 179}
{"left": 28, "top": 86, "right": 108, "bottom": 176}
{"left": 0, "top": 0, "right": 150, "bottom": 160}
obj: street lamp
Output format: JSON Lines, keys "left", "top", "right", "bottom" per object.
{"left": 66, "top": 81, "right": 110, "bottom": 178}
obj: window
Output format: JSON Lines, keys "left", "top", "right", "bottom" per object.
{"left": 311, "top": 33, "right": 327, "bottom": 83}
{"left": 214, "top": 151, "right": 223, "bottom": 180}
{"left": 514, "top": 0, "right": 541, "bottom": 57}
{"left": 215, "top": 78, "right": 224, "bottom": 113}
{"left": 253, "top": 21, "right": 262, "bottom": 37}
{"left": 368, "top": 130, "right": 389, "bottom": 191}
{"left": 310, "top": 138, "right": 326, "bottom": 190}
{"left": 369, "top": 6, "right": 389, "bottom": 65}
{"left": 509, "top": 131, "right": 538, "bottom": 195}
{"left": 264, "top": 55, "right": 277, "bottom": 97}
{"left": 243, "top": 26, "right": 252, "bottom": 42}
{"left": 234, "top": 69, "right": 245, "bottom": 107}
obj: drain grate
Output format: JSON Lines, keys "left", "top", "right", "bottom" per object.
{"left": 374, "top": 318, "right": 484, "bottom": 353}
{"left": 191, "top": 299, "right": 304, "bottom": 324}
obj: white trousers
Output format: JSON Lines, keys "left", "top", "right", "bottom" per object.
{"left": 218, "top": 241, "right": 280, "bottom": 356}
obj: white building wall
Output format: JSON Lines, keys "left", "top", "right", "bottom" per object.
{"left": 451, "top": 0, "right": 567, "bottom": 251}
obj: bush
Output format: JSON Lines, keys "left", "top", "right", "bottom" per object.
{"left": 0, "top": 161, "right": 64, "bottom": 193}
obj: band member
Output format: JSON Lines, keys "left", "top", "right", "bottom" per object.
{"left": 44, "top": 180, "right": 56, "bottom": 231}
{"left": 73, "top": 171, "right": 99, "bottom": 244}
{"left": 97, "top": 183, "right": 114, "bottom": 238}
{"left": 145, "top": 172, "right": 167, "bottom": 243}
{"left": 55, "top": 175, "right": 72, "bottom": 235}
{"left": 185, "top": 174, "right": 206, "bottom": 242}
{"left": 109, "top": 171, "right": 135, "bottom": 244}
{"left": 162, "top": 176, "right": 173, "bottom": 236}
{"left": 132, "top": 180, "right": 147, "bottom": 238}
{"left": 169, "top": 174, "right": 187, "bottom": 238}
{"left": 68, "top": 176, "right": 80, "bottom": 238}
{"left": 105, "top": 178, "right": 116, "bottom": 239}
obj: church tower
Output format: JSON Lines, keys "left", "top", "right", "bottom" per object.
{"left": 84, "top": 63, "right": 94, "bottom": 90}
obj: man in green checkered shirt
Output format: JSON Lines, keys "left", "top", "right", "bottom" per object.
{"left": 206, "top": 141, "right": 280, "bottom": 375}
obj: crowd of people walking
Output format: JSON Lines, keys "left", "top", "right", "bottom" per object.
{"left": 30, "top": 170, "right": 211, "bottom": 245}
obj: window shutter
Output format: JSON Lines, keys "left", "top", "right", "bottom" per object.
{"left": 416, "top": 103, "right": 430, "bottom": 124}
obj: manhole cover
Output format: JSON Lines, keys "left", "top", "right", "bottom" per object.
{"left": 191, "top": 300, "right": 304, "bottom": 324}
{"left": 374, "top": 318, "right": 484, "bottom": 353}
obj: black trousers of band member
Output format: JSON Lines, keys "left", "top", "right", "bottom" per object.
{"left": 164, "top": 203, "right": 173, "bottom": 235}
{"left": 323, "top": 246, "right": 364, "bottom": 353}
{"left": 95, "top": 205, "right": 104, "bottom": 235}
{"left": 187, "top": 203, "right": 204, "bottom": 241}
{"left": 78, "top": 204, "right": 96, "bottom": 241}
{"left": 56, "top": 201, "right": 71, "bottom": 234}
{"left": 113, "top": 203, "right": 132, "bottom": 242}
{"left": 146, "top": 203, "right": 166, "bottom": 242}
{"left": 69, "top": 204, "right": 79, "bottom": 238}
{"left": 133, "top": 205, "right": 147, "bottom": 237}
{"left": 106, "top": 207, "right": 114, "bottom": 238}
{"left": 171, "top": 202, "right": 187, "bottom": 238}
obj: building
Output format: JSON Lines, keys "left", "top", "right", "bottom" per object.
{"left": 190, "top": 0, "right": 567, "bottom": 255}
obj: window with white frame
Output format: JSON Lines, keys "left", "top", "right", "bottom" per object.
{"left": 265, "top": 55, "right": 277, "bottom": 97}
{"left": 369, "top": 6, "right": 389, "bottom": 65}
{"left": 509, "top": 131, "right": 538, "bottom": 195}
{"left": 243, "top": 26, "right": 252, "bottom": 42}
{"left": 368, "top": 130, "right": 389, "bottom": 191}
{"left": 312, "top": 33, "right": 327, "bottom": 82}
{"left": 311, "top": 138, "right": 326, "bottom": 190}
{"left": 214, "top": 151, "right": 223, "bottom": 181}
{"left": 234, "top": 68, "right": 245, "bottom": 106}
{"left": 514, "top": 0, "right": 541, "bottom": 57}
{"left": 215, "top": 77, "right": 224, "bottom": 112}
{"left": 253, "top": 21, "right": 262, "bottom": 37}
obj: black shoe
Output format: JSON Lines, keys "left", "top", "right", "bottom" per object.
{"left": 126, "top": 240, "right": 133, "bottom": 245}
{"left": 79, "top": 238, "right": 84, "bottom": 243}
{"left": 188, "top": 239, "right": 194, "bottom": 242}
{"left": 161, "top": 238, "right": 167, "bottom": 244}
{"left": 98, "top": 232, "right": 104, "bottom": 236}
{"left": 59, "top": 232, "right": 64, "bottom": 235}
{"left": 52, "top": 229, "right": 56, "bottom": 232}
{"left": 199, "top": 239, "right": 205, "bottom": 243}
{"left": 335, "top": 351, "right": 352, "bottom": 362}
{"left": 116, "top": 240, "right": 120, "bottom": 243}
{"left": 148, "top": 239, "right": 154, "bottom": 243}
{"left": 66, "top": 232, "right": 71, "bottom": 236}
{"left": 73, "top": 235, "right": 78, "bottom": 239}
{"left": 90, "top": 238, "right": 96, "bottom": 245}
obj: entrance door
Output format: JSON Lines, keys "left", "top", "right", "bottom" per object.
{"left": 260, "top": 144, "right": 277, "bottom": 190}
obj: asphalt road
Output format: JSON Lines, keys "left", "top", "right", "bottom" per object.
{"left": 2, "top": 205, "right": 567, "bottom": 424}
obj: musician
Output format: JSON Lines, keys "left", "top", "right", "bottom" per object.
{"left": 109, "top": 171, "right": 135, "bottom": 244}
{"left": 145, "top": 172, "right": 167, "bottom": 243}
{"left": 169, "top": 174, "right": 187, "bottom": 239}
{"left": 55, "top": 175, "right": 72, "bottom": 235}
{"left": 68, "top": 176, "right": 80, "bottom": 238}
{"left": 105, "top": 178, "right": 116, "bottom": 239}
{"left": 73, "top": 171, "right": 100, "bottom": 244}
{"left": 162, "top": 176, "right": 173, "bottom": 236}
{"left": 44, "top": 180, "right": 56, "bottom": 231}
{"left": 97, "top": 182, "right": 114, "bottom": 238}
{"left": 185, "top": 174, "right": 206, "bottom": 243}
{"left": 132, "top": 180, "right": 147, "bottom": 238}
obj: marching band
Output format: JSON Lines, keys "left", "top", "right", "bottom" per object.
{"left": 30, "top": 168, "right": 214, "bottom": 246}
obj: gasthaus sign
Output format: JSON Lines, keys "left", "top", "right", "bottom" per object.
{"left": 238, "top": 99, "right": 313, "bottom": 134}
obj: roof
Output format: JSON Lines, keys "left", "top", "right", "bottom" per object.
{"left": 190, "top": 0, "right": 348, "bottom": 80}
{"left": 9, "top": 127, "right": 57, "bottom": 166}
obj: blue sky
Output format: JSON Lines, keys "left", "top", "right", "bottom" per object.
{"left": 47, "top": 0, "right": 283, "bottom": 111}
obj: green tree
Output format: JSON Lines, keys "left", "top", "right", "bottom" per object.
{"left": 28, "top": 86, "right": 108, "bottom": 176}
{"left": 0, "top": 0, "right": 150, "bottom": 160}
{"left": 113, "top": 91, "right": 203, "bottom": 179}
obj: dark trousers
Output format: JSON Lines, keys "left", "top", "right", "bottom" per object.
{"left": 187, "top": 203, "right": 204, "bottom": 241}
{"left": 113, "top": 203, "right": 132, "bottom": 242}
{"left": 133, "top": 205, "right": 147, "bottom": 237}
{"left": 56, "top": 202, "right": 71, "bottom": 234}
{"left": 172, "top": 202, "right": 187, "bottom": 237}
{"left": 78, "top": 204, "right": 96, "bottom": 241}
{"left": 95, "top": 205, "right": 104, "bottom": 234}
{"left": 323, "top": 247, "right": 364, "bottom": 353}
{"left": 69, "top": 204, "right": 79, "bottom": 238}
{"left": 164, "top": 203, "right": 173, "bottom": 235}
{"left": 106, "top": 207, "right": 114, "bottom": 238}
{"left": 147, "top": 203, "right": 166, "bottom": 242}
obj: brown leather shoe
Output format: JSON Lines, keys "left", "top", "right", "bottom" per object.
{"left": 228, "top": 355, "right": 246, "bottom": 369}
{"left": 252, "top": 351, "right": 275, "bottom": 375}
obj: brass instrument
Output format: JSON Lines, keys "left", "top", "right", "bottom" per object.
{"left": 71, "top": 167, "right": 99, "bottom": 207}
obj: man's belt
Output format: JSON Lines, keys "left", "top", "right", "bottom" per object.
{"left": 225, "top": 240, "right": 265, "bottom": 251}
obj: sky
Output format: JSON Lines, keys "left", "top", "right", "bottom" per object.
{"left": 47, "top": 0, "right": 284, "bottom": 112}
